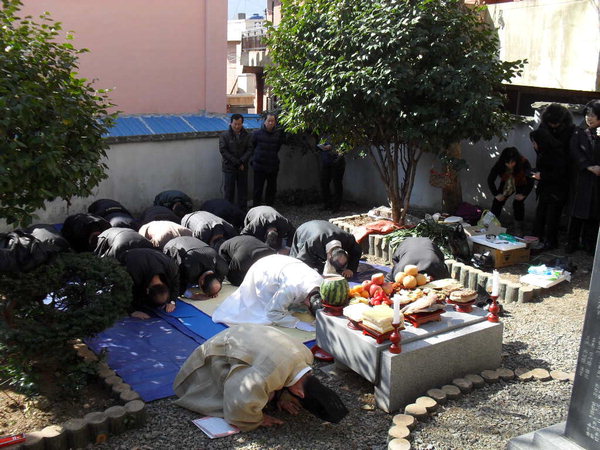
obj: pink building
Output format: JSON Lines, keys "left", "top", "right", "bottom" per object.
{"left": 19, "top": 0, "right": 227, "bottom": 114}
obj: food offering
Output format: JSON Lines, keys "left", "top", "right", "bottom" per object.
{"left": 321, "top": 274, "right": 350, "bottom": 316}
{"left": 446, "top": 288, "right": 478, "bottom": 313}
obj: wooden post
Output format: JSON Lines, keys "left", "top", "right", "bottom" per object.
{"left": 23, "top": 431, "right": 45, "bottom": 450}
{"left": 40, "top": 425, "right": 67, "bottom": 450}
{"left": 119, "top": 389, "right": 142, "bottom": 404}
{"left": 63, "top": 418, "right": 90, "bottom": 449}
{"left": 105, "top": 405, "right": 128, "bottom": 435}
{"left": 124, "top": 400, "right": 147, "bottom": 428}
{"left": 84, "top": 412, "right": 109, "bottom": 445}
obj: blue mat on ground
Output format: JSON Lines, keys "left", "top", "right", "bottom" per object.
{"left": 86, "top": 260, "right": 388, "bottom": 401}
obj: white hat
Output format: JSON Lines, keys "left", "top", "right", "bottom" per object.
{"left": 325, "top": 240, "right": 342, "bottom": 253}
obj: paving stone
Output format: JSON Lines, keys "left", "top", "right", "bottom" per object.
{"left": 415, "top": 396, "right": 438, "bottom": 412}
{"left": 464, "top": 373, "right": 485, "bottom": 388}
{"left": 426, "top": 388, "right": 447, "bottom": 404}
{"left": 392, "top": 414, "right": 417, "bottom": 430}
{"left": 388, "top": 438, "right": 411, "bottom": 450}
{"left": 515, "top": 367, "right": 534, "bottom": 381}
{"left": 452, "top": 377, "right": 473, "bottom": 393}
{"left": 441, "top": 384, "right": 461, "bottom": 400}
{"left": 531, "top": 368, "right": 552, "bottom": 381}
{"left": 549, "top": 370, "right": 571, "bottom": 381}
{"left": 404, "top": 403, "right": 428, "bottom": 419}
{"left": 481, "top": 369, "right": 500, "bottom": 383}
{"left": 497, "top": 367, "right": 515, "bottom": 381}
{"left": 388, "top": 425, "right": 411, "bottom": 441}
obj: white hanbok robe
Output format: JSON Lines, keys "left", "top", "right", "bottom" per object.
{"left": 212, "top": 254, "right": 323, "bottom": 328}
{"left": 173, "top": 324, "right": 313, "bottom": 431}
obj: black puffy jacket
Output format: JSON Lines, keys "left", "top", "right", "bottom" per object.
{"left": 93, "top": 228, "right": 153, "bottom": 262}
{"left": 88, "top": 199, "right": 137, "bottom": 229}
{"left": 251, "top": 126, "right": 283, "bottom": 174}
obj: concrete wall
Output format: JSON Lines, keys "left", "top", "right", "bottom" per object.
{"left": 19, "top": 0, "right": 227, "bottom": 114}
{"left": 0, "top": 136, "right": 321, "bottom": 230}
{"left": 487, "top": 0, "right": 599, "bottom": 91}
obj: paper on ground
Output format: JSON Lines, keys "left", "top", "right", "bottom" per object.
{"left": 192, "top": 416, "right": 240, "bottom": 439}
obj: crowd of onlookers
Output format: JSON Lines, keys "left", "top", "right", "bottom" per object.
{"left": 487, "top": 100, "right": 600, "bottom": 254}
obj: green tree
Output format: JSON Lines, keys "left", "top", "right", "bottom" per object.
{"left": 266, "top": 0, "right": 524, "bottom": 223}
{"left": 0, "top": 0, "right": 116, "bottom": 226}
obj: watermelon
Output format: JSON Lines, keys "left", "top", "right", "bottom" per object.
{"left": 321, "top": 275, "right": 350, "bottom": 306}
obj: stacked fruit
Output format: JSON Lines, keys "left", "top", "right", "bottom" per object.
{"left": 348, "top": 273, "right": 395, "bottom": 306}
{"left": 391, "top": 265, "right": 429, "bottom": 290}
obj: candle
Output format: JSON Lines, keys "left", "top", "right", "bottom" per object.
{"left": 393, "top": 295, "right": 401, "bottom": 324}
{"left": 492, "top": 270, "right": 499, "bottom": 297}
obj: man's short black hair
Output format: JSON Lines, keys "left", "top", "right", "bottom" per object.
{"left": 298, "top": 376, "right": 348, "bottom": 424}
{"left": 230, "top": 113, "right": 244, "bottom": 123}
{"left": 265, "top": 230, "right": 282, "bottom": 250}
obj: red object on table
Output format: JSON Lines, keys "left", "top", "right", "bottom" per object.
{"left": 446, "top": 298, "right": 476, "bottom": 313}
{"left": 322, "top": 302, "right": 345, "bottom": 316}
{"left": 0, "top": 434, "right": 25, "bottom": 448}
{"left": 403, "top": 309, "right": 444, "bottom": 328}
{"left": 486, "top": 295, "right": 501, "bottom": 322}
{"left": 388, "top": 322, "right": 402, "bottom": 354}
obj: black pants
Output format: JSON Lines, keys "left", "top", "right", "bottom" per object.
{"left": 320, "top": 162, "right": 345, "bottom": 210}
{"left": 223, "top": 170, "right": 248, "bottom": 210}
{"left": 253, "top": 170, "right": 277, "bottom": 206}
{"left": 532, "top": 198, "right": 563, "bottom": 246}
{"left": 491, "top": 196, "right": 525, "bottom": 221}
{"left": 568, "top": 216, "right": 599, "bottom": 252}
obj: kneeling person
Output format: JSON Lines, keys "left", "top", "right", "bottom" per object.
{"left": 173, "top": 324, "right": 348, "bottom": 431}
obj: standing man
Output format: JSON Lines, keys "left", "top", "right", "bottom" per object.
{"left": 219, "top": 114, "right": 253, "bottom": 211}
{"left": 318, "top": 139, "right": 346, "bottom": 213}
{"left": 252, "top": 114, "right": 283, "bottom": 206}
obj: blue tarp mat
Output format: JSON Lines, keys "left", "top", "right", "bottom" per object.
{"left": 350, "top": 260, "right": 391, "bottom": 284}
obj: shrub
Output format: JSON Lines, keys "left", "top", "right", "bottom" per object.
{"left": 0, "top": 253, "right": 132, "bottom": 396}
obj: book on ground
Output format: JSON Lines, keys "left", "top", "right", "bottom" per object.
{"left": 192, "top": 416, "right": 240, "bottom": 439}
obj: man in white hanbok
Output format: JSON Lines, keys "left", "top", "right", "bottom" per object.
{"left": 211, "top": 254, "right": 323, "bottom": 329}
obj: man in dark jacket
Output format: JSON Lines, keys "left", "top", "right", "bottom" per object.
{"left": 219, "top": 235, "right": 276, "bottom": 286}
{"left": 26, "top": 224, "right": 71, "bottom": 253}
{"left": 240, "top": 206, "right": 295, "bottom": 251}
{"left": 121, "top": 248, "right": 180, "bottom": 319}
{"left": 386, "top": 237, "right": 449, "bottom": 282}
{"left": 138, "top": 206, "right": 180, "bottom": 227}
{"left": 318, "top": 140, "right": 346, "bottom": 213}
{"left": 163, "top": 236, "right": 228, "bottom": 298}
{"left": 199, "top": 198, "right": 245, "bottom": 230}
{"left": 154, "top": 190, "right": 194, "bottom": 218}
{"left": 289, "top": 220, "right": 362, "bottom": 279}
{"left": 61, "top": 213, "right": 112, "bottom": 252}
{"left": 88, "top": 199, "right": 137, "bottom": 229}
{"left": 219, "top": 114, "right": 253, "bottom": 210}
{"left": 252, "top": 114, "right": 283, "bottom": 207}
{"left": 93, "top": 228, "right": 154, "bottom": 262}
{"left": 181, "top": 211, "right": 238, "bottom": 251}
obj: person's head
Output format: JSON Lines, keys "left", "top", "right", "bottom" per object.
{"left": 172, "top": 202, "right": 188, "bottom": 219}
{"left": 230, "top": 114, "right": 244, "bottom": 134}
{"left": 529, "top": 129, "right": 555, "bottom": 153}
{"left": 147, "top": 277, "right": 170, "bottom": 306}
{"left": 263, "top": 114, "right": 277, "bottom": 132}
{"left": 328, "top": 248, "right": 348, "bottom": 274}
{"left": 199, "top": 271, "right": 222, "bottom": 296}
{"left": 287, "top": 374, "right": 348, "bottom": 424}
{"left": 540, "top": 103, "right": 573, "bottom": 130}
{"left": 304, "top": 290, "right": 323, "bottom": 315}
{"left": 88, "top": 230, "right": 102, "bottom": 249}
{"left": 497, "top": 147, "right": 523, "bottom": 172}
{"left": 265, "top": 228, "right": 282, "bottom": 250}
{"left": 584, "top": 100, "right": 600, "bottom": 129}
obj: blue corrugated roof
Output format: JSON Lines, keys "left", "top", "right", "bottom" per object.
{"left": 105, "top": 113, "right": 264, "bottom": 138}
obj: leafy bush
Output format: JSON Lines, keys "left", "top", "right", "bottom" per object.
{"left": 0, "top": 1, "right": 116, "bottom": 226}
{"left": 0, "top": 253, "right": 132, "bottom": 396}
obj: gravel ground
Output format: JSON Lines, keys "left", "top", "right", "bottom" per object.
{"left": 96, "top": 202, "right": 593, "bottom": 450}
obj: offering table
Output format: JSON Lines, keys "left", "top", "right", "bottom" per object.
{"left": 316, "top": 306, "right": 503, "bottom": 413}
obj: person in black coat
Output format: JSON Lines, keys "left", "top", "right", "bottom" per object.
{"left": 252, "top": 114, "right": 283, "bottom": 207}
{"left": 318, "top": 139, "right": 346, "bottom": 213}
{"left": 199, "top": 198, "right": 245, "bottom": 230}
{"left": 93, "top": 228, "right": 153, "bottom": 262}
{"left": 121, "top": 248, "right": 180, "bottom": 319}
{"left": 138, "top": 206, "right": 180, "bottom": 227}
{"left": 529, "top": 129, "right": 569, "bottom": 250}
{"left": 240, "top": 206, "right": 295, "bottom": 251}
{"left": 154, "top": 190, "right": 194, "bottom": 219}
{"left": 567, "top": 99, "right": 600, "bottom": 254}
{"left": 289, "top": 220, "right": 362, "bottom": 279}
{"left": 219, "top": 114, "right": 253, "bottom": 210}
{"left": 538, "top": 103, "right": 576, "bottom": 157}
{"left": 26, "top": 224, "right": 71, "bottom": 253}
{"left": 163, "top": 236, "right": 228, "bottom": 298}
{"left": 218, "top": 235, "right": 276, "bottom": 286}
{"left": 386, "top": 237, "right": 449, "bottom": 282}
{"left": 181, "top": 211, "right": 238, "bottom": 251}
{"left": 486, "top": 147, "right": 534, "bottom": 234}
{"left": 88, "top": 199, "right": 137, "bottom": 229}
{"left": 61, "top": 213, "right": 111, "bottom": 252}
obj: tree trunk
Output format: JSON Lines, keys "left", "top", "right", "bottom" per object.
{"left": 441, "top": 142, "right": 463, "bottom": 214}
